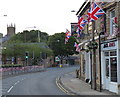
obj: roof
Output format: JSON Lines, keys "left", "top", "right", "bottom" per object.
{"left": 76, "top": 0, "right": 90, "bottom": 16}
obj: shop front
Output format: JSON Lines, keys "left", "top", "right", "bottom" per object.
{"left": 101, "top": 39, "right": 120, "bottom": 94}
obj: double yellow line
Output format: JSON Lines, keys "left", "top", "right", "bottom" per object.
{"left": 56, "top": 77, "right": 75, "bottom": 95}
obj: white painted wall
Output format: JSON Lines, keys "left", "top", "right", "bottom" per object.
{"left": 85, "top": 52, "right": 90, "bottom": 79}
{"left": 117, "top": 39, "right": 120, "bottom": 84}
{"left": 101, "top": 51, "right": 106, "bottom": 89}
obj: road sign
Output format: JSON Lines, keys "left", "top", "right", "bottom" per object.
{"left": 55, "top": 56, "right": 60, "bottom": 62}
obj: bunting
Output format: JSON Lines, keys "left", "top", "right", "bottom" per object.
{"left": 78, "top": 16, "right": 87, "bottom": 30}
{"left": 65, "top": 29, "right": 71, "bottom": 44}
{"left": 74, "top": 42, "right": 80, "bottom": 52}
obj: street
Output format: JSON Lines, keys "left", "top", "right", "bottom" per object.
{"left": 2, "top": 65, "right": 78, "bottom": 95}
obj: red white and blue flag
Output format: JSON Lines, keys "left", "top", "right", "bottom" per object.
{"left": 65, "top": 29, "right": 71, "bottom": 44}
{"left": 78, "top": 16, "right": 87, "bottom": 30}
{"left": 74, "top": 42, "right": 78, "bottom": 47}
{"left": 87, "top": 2, "right": 105, "bottom": 22}
{"left": 74, "top": 42, "right": 80, "bottom": 52}
{"left": 76, "top": 27, "right": 81, "bottom": 37}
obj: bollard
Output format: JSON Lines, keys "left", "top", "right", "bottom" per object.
{"left": 59, "top": 64, "right": 62, "bottom": 68}
{"left": 76, "top": 69, "right": 79, "bottom": 78}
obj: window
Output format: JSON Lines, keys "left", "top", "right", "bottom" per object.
{"left": 106, "top": 59, "right": 109, "bottom": 77}
{"left": 105, "top": 52, "right": 109, "bottom": 56}
{"left": 105, "top": 51, "right": 117, "bottom": 82}
{"left": 110, "top": 10, "right": 115, "bottom": 35}
{"left": 110, "top": 57, "right": 117, "bottom": 82}
{"left": 110, "top": 51, "right": 117, "bottom": 56}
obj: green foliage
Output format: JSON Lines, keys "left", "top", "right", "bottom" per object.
{"left": 48, "top": 32, "right": 77, "bottom": 57}
{"left": 8, "top": 30, "right": 49, "bottom": 43}
{"left": 2, "top": 30, "right": 53, "bottom": 59}
{"left": 2, "top": 43, "right": 53, "bottom": 59}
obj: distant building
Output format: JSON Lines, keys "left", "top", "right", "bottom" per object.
{"left": 2, "top": 23, "right": 16, "bottom": 43}
{"left": 7, "top": 24, "right": 16, "bottom": 37}
{"left": 0, "top": 33, "right": 3, "bottom": 38}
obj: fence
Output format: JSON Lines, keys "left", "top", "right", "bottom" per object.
{"left": 0, "top": 65, "right": 45, "bottom": 78}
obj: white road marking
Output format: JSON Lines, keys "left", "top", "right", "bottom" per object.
{"left": 7, "top": 86, "right": 13, "bottom": 93}
{"left": 14, "top": 81, "right": 20, "bottom": 85}
{"left": 21, "top": 78, "right": 25, "bottom": 81}
{"left": 5, "top": 78, "right": 26, "bottom": 93}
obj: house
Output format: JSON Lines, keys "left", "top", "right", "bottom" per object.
{"left": 76, "top": 0, "right": 120, "bottom": 94}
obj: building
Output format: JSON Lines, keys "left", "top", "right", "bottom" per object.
{"left": 7, "top": 24, "right": 15, "bottom": 37}
{"left": 2, "top": 23, "right": 16, "bottom": 43}
{"left": 76, "top": 0, "right": 120, "bottom": 94}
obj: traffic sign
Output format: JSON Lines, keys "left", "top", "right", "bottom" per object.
{"left": 55, "top": 56, "right": 60, "bottom": 62}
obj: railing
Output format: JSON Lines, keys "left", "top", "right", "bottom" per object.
{"left": 0, "top": 65, "right": 45, "bottom": 78}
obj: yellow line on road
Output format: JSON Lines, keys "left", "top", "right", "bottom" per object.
{"left": 56, "top": 77, "right": 75, "bottom": 95}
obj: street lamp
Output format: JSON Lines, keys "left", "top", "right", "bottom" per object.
{"left": 31, "top": 26, "right": 40, "bottom": 43}
{"left": 24, "top": 26, "right": 40, "bottom": 43}
{"left": 3, "top": 15, "right": 7, "bottom": 17}
{"left": 71, "top": 10, "right": 77, "bottom": 12}
{"left": 0, "top": 14, "right": 7, "bottom": 17}
{"left": 0, "top": 14, "right": 8, "bottom": 65}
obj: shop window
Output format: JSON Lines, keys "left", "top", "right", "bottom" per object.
{"left": 110, "top": 51, "right": 117, "bottom": 56}
{"left": 105, "top": 52, "right": 109, "bottom": 56}
{"left": 110, "top": 57, "right": 117, "bottom": 82}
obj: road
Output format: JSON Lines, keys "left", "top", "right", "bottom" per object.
{"left": 1, "top": 65, "right": 78, "bottom": 96}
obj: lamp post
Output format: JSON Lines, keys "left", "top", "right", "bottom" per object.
{"left": 71, "top": 10, "right": 77, "bottom": 13}
{"left": 32, "top": 26, "right": 40, "bottom": 43}
{"left": 0, "top": 14, "right": 7, "bottom": 17}
{"left": 0, "top": 14, "right": 7, "bottom": 65}
{"left": 24, "top": 26, "right": 40, "bottom": 43}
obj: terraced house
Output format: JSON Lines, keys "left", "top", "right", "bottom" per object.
{"left": 76, "top": 0, "right": 120, "bottom": 94}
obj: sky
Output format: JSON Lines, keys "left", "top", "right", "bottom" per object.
{"left": 0, "top": 0, "right": 85, "bottom": 36}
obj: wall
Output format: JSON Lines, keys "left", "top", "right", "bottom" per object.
{"left": 118, "top": 39, "right": 120, "bottom": 94}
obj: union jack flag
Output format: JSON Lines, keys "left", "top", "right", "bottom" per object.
{"left": 74, "top": 42, "right": 78, "bottom": 47}
{"left": 78, "top": 16, "right": 87, "bottom": 30}
{"left": 65, "top": 29, "right": 71, "bottom": 44}
{"left": 76, "top": 27, "right": 81, "bottom": 37}
{"left": 87, "top": 2, "right": 105, "bottom": 22}
{"left": 74, "top": 42, "right": 80, "bottom": 52}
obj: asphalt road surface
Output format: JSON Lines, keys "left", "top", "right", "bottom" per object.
{"left": 1, "top": 65, "right": 78, "bottom": 96}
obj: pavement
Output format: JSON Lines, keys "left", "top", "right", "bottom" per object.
{"left": 56, "top": 71, "right": 119, "bottom": 96}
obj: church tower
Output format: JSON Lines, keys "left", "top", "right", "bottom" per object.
{"left": 7, "top": 23, "right": 16, "bottom": 37}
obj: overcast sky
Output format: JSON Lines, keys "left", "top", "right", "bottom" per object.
{"left": 0, "top": 0, "right": 85, "bottom": 36}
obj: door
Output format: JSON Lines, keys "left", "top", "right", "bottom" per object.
{"left": 110, "top": 57, "right": 117, "bottom": 82}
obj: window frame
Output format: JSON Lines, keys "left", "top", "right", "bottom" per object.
{"left": 110, "top": 9, "right": 116, "bottom": 35}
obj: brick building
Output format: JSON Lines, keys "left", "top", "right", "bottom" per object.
{"left": 76, "top": 0, "right": 120, "bottom": 94}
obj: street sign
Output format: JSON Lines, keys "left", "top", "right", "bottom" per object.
{"left": 55, "top": 56, "right": 60, "bottom": 62}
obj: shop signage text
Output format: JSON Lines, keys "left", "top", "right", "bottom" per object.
{"left": 103, "top": 42, "right": 115, "bottom": 48}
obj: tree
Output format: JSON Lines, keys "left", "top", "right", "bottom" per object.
{"left": 9, "top": 30, "right": 49, "bottom": 43}
{"left": 2, "top": 30, "right": 53, "bottom": 65}
{"left": 48, "top": 32, "right": 77, "bottom": 64}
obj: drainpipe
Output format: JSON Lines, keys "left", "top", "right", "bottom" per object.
{"left": 92, "top": 21, "right": 97, "bottom": 90}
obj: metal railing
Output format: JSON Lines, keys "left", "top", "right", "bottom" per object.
{"left": 0, "top": 65, "right": 45, "bottom": 78}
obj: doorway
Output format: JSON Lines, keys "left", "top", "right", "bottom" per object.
{"left": 104, "top": 51, "right": 117, "bottom": 90}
